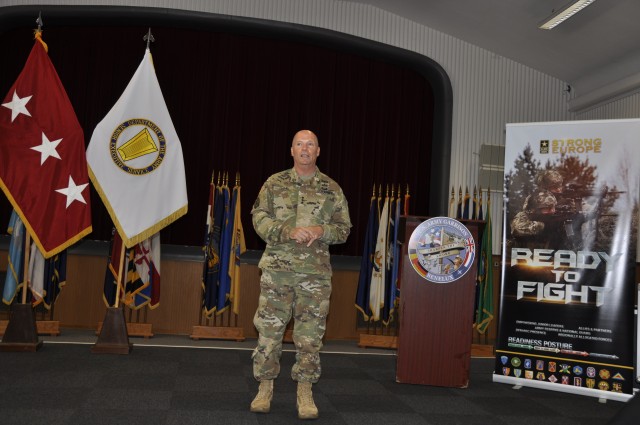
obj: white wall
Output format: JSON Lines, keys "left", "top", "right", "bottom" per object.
{"left": 3, "top": 0, "right": 639, "bottom": 253}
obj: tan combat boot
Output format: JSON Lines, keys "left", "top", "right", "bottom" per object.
{"left": 296, "top": 381, "right": 319, "bottom": 420}
{"left": 250, "top": 380, "right": 273, "bottom": 413}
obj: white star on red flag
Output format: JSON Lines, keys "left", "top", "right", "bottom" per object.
{"left": 1, "top": 90, "right": 32, "bottom": 122}
{"left": 31, "top": 131, "right": 63, "bottom": 165}
{"left": 55, "top": 175, "right": 89, "bottom": 208}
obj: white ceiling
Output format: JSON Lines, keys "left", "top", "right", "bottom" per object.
{"left": 345, "top": 0, "right": 640, "bottom": 109}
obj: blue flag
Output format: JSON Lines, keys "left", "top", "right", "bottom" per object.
{"left": 462, "top": 187, "right": 471, "bottom": 219}
{"left": 355, "top": 194, "right": 379, "bottom": 320}
{"left": 383, "top": 193, "right": 402, "bottom": 325}
{"left": 203, "top": 182, "right": 225, "bottom": 317}
{"left": 42, "top": 250, "right": 67, "bottom": 309}
{"left": 216, "top": 182, "right": 233, "bottom": 313}
{"left": 2, "top": 210, "right": 25, "bottom": 305}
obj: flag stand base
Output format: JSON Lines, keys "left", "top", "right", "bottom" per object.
{"left": 96, "top": 321, "right": 154, "bottom": 338}
{"left": 358, "top": 333, "right": 398, "bottom": 349}
{"left": 190, "top": 325, "right": 245, "bottom": 342}
{"left": 0, "top": 319, "right": 60, "bottom": 337}
{"left": 0, "top": 303, "right": 43, "bottom": 352}
{"left": 91, "top": 307, "right": 133, "bottom": 354}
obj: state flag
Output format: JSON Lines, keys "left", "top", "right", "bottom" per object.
{"left": 124, "top": 233, "right": 161, "bottom": 309}
{"left": 462, "top": 186, "right": 471, "bottom": 219}
{"left": 203, "top": 182, "right": 225, "bottom": 317}
{"left": 370, "top": 195, "right": 389, "bottom": 321}
{"left": 2, "top": 209, "right": 68, "bottom": 308}
{"left": 41, "top": 249, "right": 67, "bottom": 309}
{"left": 384, "top": 191, "right": 402, "bottom": 324}
{"left": 229, "top": 183, "right": 246, "bottom": 315}
{"left": 2, "top": 210, "right": 25, "bottom": 305}
{"left": 102, "top": 227, "right": 124, "bottom": 307}
{"left": 355, "top": 193, "right": 378, "bottom": 320}
{"left": 216, "top": 181, "right": 232, "bottom": 313}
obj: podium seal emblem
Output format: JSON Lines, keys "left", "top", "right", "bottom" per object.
{"left": 408, "top": 217, "right": 475, "bottom": 283}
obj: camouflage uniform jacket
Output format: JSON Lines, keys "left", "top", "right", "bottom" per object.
{"left": 251, "top": 167, "right": 352, "bottom": 276}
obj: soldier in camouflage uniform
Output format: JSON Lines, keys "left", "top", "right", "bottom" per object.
{"left": 249, "top": 129, "right": 351, "bottom": 419}
{"left": 511, "top": 169, "right": 590, "bottom": 249}
{"left": 510, "top": 172, "right": 563, "bottom": 248}
{"left": 511, "top": 190, "right": 557, "bottom": 236}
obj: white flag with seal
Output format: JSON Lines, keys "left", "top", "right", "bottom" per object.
{"left": 86, "top": 48, "right": 188, "bottom": 247}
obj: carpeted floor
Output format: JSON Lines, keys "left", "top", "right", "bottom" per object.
{"left": 0, "top": 334, "right": 635, "bottom": 425}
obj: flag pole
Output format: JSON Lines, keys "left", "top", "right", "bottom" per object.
{"left": 21, "top": 11, "right": 40, "bottom": 305}
{"left": 36, "top": 11, "right": 42, "bottom": 30}
{"left": 113, "top": 241, "right": 126, "bottom": 309}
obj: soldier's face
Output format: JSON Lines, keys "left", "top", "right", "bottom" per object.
{"left": 537, "top": 206, "right": 556, "bottom": 215}
{"left": 291, "top": 132, "right": 320, "bottom": 167}
{"left": 549, "top": 184, "right": 563, "bottom": 194}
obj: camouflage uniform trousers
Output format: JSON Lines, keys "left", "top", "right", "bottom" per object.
{"left": 252, "top": 269, "right": 332, "bottom": 383}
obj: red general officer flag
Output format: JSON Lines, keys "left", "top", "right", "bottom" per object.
{"left": 0, "top": 32, "right": 92, "bottom": 258}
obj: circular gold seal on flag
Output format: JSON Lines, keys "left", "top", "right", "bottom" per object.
{"left": 408, "top": 217, "right": 475, "bottom": 283}
{"left": 109, "top": 118, "right": 166, "bottom": 175}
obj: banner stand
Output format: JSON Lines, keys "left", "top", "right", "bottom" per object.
{"left": 0, "top": 303, "right": 43, "bottom": 352}
{"left": 496, "top": 119, "right": 639, "bottom": 402}
{"left": 493, "top": 374, "right": 633, "bottom": 402}
{"left": 91, "top": 307, "right": 132, "bottom": 354}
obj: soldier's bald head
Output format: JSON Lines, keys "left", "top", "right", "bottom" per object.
{"left": 292, "top": 130, "right": 319, "bottom": 146}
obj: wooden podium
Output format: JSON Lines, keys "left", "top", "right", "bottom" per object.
{"left": 396, "top": 216, "right": 480, "bottom": 388}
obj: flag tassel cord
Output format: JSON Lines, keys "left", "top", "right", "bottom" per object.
{"left": 113, "top": 241, "right": 126, "bottom": 309}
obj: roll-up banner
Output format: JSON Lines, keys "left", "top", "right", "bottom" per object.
{"left": 494, "top": 119, "right": 639, "bottom": 402}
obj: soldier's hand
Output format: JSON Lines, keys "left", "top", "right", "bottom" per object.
{"left": 304, "top": 226, "right": 324, "bottom": 247}
{"left": 531, "top": 222, "right": 545, "bottom": 233}
{"left": 290, "top": 226, "right": 323, "bottom": 246}
{"left": 290, "top": 227, "right": 308, "bottom": 244}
